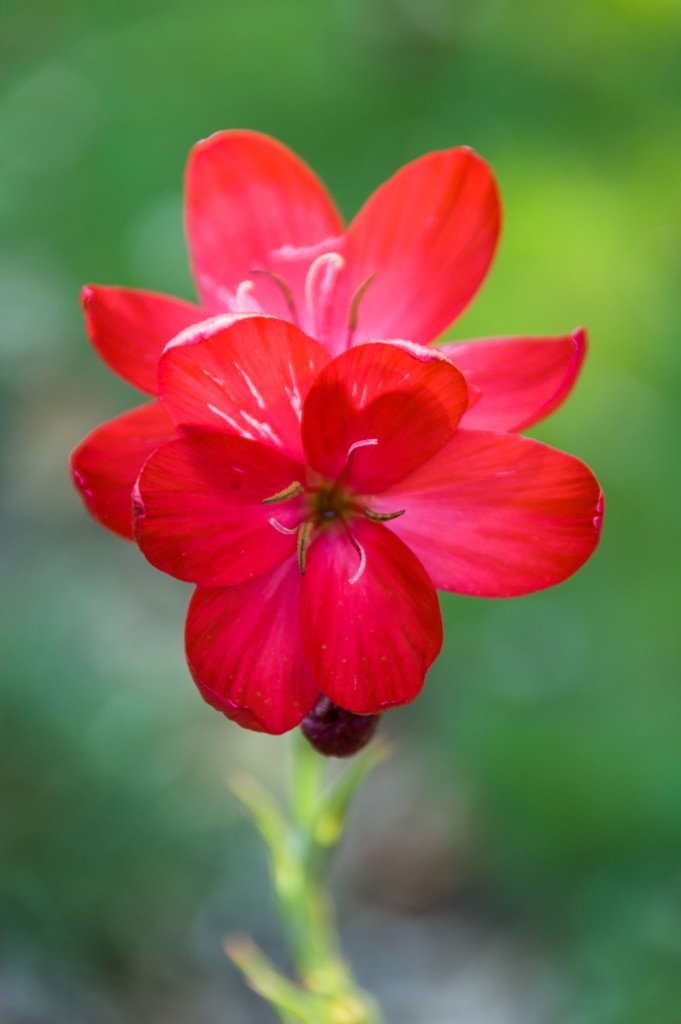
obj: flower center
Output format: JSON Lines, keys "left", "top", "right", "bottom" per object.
{"left": 313, "top": 483, "right": 352, "bottom": 522}
{"left": 262, "top": 441, "right": 404, "bottom": 584}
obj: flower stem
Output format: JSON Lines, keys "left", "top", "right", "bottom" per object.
{"left": 227, "top": 732, "right": 388, "bottom": 1024}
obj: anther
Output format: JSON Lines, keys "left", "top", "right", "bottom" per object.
{"left": 262, "top": 481, "right": 304, "bottom": 505}
{"left": 297, "top": 520, "right": 314, "bottom": 575}
{"left": 363, "top": 507, "right": 406, "bottom": 523}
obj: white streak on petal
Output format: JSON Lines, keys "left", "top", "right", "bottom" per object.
{"left": 272, "top": 236, "right": 345, "bottom": 262}
{"left": 287, "top": 365, "right": 303, "bottom": 420}
{"left": 207, "top": 403, "right": 254, "bottom": 438}
{"left": 202, "top": 370, "right": 225, "bottom": 386}
{"left": 236, "top": 366, "right": 266, "bottom": 409}
{"left": 240, "top": 411, "right": 282, "bottom": 446}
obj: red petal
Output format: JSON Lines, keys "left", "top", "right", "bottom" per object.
{"left": 70, "top": 401, "right": 176, "bottom": 540}
{"left": 330, "top": 148, "right": 500, "bottom": 348}
{"left": 441, "top": 329, "right": 587, "bottom": 432}
{"left": 159, "top": 315, "right": 330, "bottom": 464}
{"left": 186, "top": 130, "right": 344, "bottom": 320}
{"left": 300, "top": 519, "right": 442, "bottom": 715}
{"left": 186, "top": 567, "right": 320, "bottom": 735}
{"left": 134, "top": 434, "right": 305, "bottom": 586}
{"left": 82, "top": 285, "right": 203, "bottom": 395}
{"left": 301, "top": 340, "right": 468, "bottom": 492}
{"left": 378, "top": 430, "right": 604, "bottom": 597}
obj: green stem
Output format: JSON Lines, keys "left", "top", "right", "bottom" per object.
{"left": 290, "top": 728, "right": 323, "bottom": 830}
{"left": 227, "top": 733, "right": 386, "bottom": 1024}
{"left": 276, "top": 732, "right": 361, "bottom": 999}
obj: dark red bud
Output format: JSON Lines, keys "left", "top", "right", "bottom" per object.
{"left": 300, "top": 697, "right": 380, "bottom": 758}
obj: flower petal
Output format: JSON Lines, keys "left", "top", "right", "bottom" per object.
{"left": 441, "top": 329, "right": 587, "bottom": 432}
{"left": 82, "top": 285, "right": 203, "bottom": 395}
{"left": 186, "top": 567, "right": 320, "bottom": 735}
{"left": 70, "top": 401, "right": 176, "bottom": 539}
{"left": 185, "top": 130, "right": 345, "bottom": 319}
{"left": 378, "top": 430, "right": 604, "bottom": 597}
{"left": 134, "top": 434, "right": 305, "bottom": 586}
{"left": 159, "top": 315, "right": 330, "bottom": 464}
{"left": 300, "top": 519, "right": 442, "bottom": 715}
{"left": 332, "top": 148, "right": 500, "bottom": 349}
{"left": 301, "top": 340, "right": 468, "bottom": 492}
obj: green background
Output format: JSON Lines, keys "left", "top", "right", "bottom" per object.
{"left": 1, "top": 0, "right": 679, "bottom": 1020}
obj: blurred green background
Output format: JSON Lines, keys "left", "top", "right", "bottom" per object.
{"left": 1, "top": 0, "right": 680, "bottom": 1020}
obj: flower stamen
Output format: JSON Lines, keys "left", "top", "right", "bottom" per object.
{"left": 346, "top": 438, "right": 378, "bottom": 457}
{"left": 262, "top": 480, "right": 305, "bottom": 505}
{"left": 346, "top": 272, "right": 376, "bottom": 348}
{"left": 268, "top": 517, "right": 299, "bottom": 536}
{"left": 335, "top": 437, "right": 378, "bottom": 487}
{"left": 363, "top": 507, "right": 405, "bottom": 523}
{"left": 297, "top": 520, "right": 314, "bottom": 575}
{"left": 347, "top": 533, "right": 367, "bottom": 585}
{"left": 250, "top": 268, "right": 299, "bottom": 325}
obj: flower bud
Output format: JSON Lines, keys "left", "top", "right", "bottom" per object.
{"left": 301, "top": 697, "right": 380, "bottom": 757}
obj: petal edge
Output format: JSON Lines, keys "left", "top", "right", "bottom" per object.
{"left": 442, "top": 328, "right": 587, "bottom": 432}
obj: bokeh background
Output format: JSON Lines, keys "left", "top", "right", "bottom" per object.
{"left": 1, "top": 0, "right": 680, "bottom": 1020}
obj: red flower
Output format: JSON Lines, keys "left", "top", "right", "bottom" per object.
{"left": 129, "top": 315, "right": 602, "bottom": 735}
{"left": 72, "top": 130, "right": 587, "bottom": 540}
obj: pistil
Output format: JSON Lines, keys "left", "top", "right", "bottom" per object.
{"left": 236, "top": 254, "right": 377, "bottom": 351}
{"left": 305, "top": 251, "right": 345, "bottom": 342}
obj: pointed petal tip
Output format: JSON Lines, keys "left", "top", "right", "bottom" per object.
{"left": 185, "top": 130, "right": 344, "bottom": 313}
{"left": 571, "top": 325, "right": 588, "bottom": 356}
{"left": 594, "top": 489, "right": 605, "bottom": 533}
{"left": 381, "top": 430, "right": 604, "bottom": 597}
{"left": 78, "top": 285, "right": 204, "bottom": 394}
{"left": 341, "top": 143, "right": 502, "bottom": 347}
{"left": 70, "top": 450, "right": 135, "bottom": 541}
{"left": 70, "top": 402, "right": 176, "bottom": 541}
{"left": 189, "top": 127, "right": 287, "bottom": 154}
{"left": 131, "top": 478, "right": 145, "bottom": 538}
{"left": 69, "top": 452, "right": 123, "bottom": 536}
{"left": 442, "top": 327, "right": 591, "bottom": 433}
